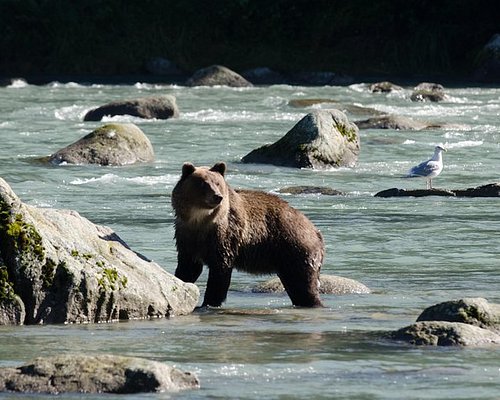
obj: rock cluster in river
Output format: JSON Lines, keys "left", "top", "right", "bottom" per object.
{"left": 242, "top": 109, "right": 360, "bottom": 169}
{"left": 49, "top": 123, "right": 155, "bottom": 166}
{"left": 0, "top": 354, "right": 199, "bottom": 394}
{"left": 0, "top": 178, "right": 199, "bottom": 325}
{"left": 392, "top": 298, "right": 500, "bottom": 346}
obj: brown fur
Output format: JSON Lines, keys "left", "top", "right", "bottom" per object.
{"left": 171, "top": 162, "right": 324, "bottom": 307}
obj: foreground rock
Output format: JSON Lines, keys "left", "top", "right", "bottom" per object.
{"left": 375, "top": 183, "right": 500, "bottom": 198}
{"left": 0, "top": 178, "right": 199, "bottom": 325}
{"left": 242, "top": 109, "right": 360, "bottom": 169}
{"left": 0, "top": 354, "right": 199, "bottom": 394}
{"left": 48, "top": 123, "right": 154, "bottom": 166}
{"left": 185, "top": 65, "right": 253, "bottom": 87}
{"left": 84, "top": 95, "right": 179, "bottom": 121}
{"left": 392, "top": 298, "right": 500, "bottom": 346}
{"left": 253, "top": 275, "right": 371, "bottom": 295}
{"left": 410, "top": 82, "right": 446, "bottom": 102}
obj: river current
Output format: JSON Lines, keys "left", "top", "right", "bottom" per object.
{"left": 0, "top": 80, "right": 499, "bottom": 399}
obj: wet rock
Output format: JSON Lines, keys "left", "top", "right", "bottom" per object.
{"left": 49, "top": 123, "right": 155, "bottom": 166}
{"left": 410, "top": 82, "right": 446, "bottom": 102}
{"left": 278, "top": 186, "right": 344, "bottom": 196}
{"left": 288, "top": 99, "right": 383, "bottom": 118}
{"left": 83, "top": 95, "right": 179, "bottom": 121}
{"left": 0, "top": 354, "right": 199, "bottom": 394}
{"left": 0, "top": 177, "right": 199, "bottom": 325}
{"left": 253, "top": 275, "right": 371, "bottom": 295}
{"left": 355, "top": 115, "right": 428, "bottom": 130}
{"left": 392, "top": 321, "right": 500, "bottom": 346}
{"left": 369, "top": 81, "right": 403, "bottom": 93}
{"left": 417, "top": 298, "right": 500, "bottom": 331}
{"left": 375, "top": 183, "right": 500, "bottom": 198}
{"left": 241, "top": 109, "right": 360, "bottom": 169}
{"left": 185, "top": 65, "right": 253, "bottom": 87}
{"left": 392, "top": 298, "right": 500, "bottom": 346}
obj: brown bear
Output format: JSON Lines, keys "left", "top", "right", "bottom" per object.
{"left": 171, "top": 162, "right": 324, "bottom": 308}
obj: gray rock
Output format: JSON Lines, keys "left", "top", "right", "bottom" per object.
{"left": 0, "top": 354, "right": 199, "bottom": 394}
{"left": 288, "top": 99, "right": 383, "bottom": 118}
{"left": 472, "top": 33, "right": 500, "bottom": 83}
{"left": 355, "top": 115, "right": 428, "bottom": 130}
{"left": 185, "top": 65, "right": 253, "bottom": 87}
{"left": 417, "top": 297, "right": 500, "bottom": 331}
{"left": 369, "top": 81, "right": 403, "bottom": 93}
{"left": 242, "top": 109, "right": 360, "bottom": 169}
{"left": 278, "top": 186, "right": 344, "bottom": 196}
{"left": 49, "top": 123, "right": 155, "bottom": 166}
{"left": 375, "top": 183, "right": 500, "bottom": 198}
{"left": 84, "top": 95, "right": 179, "bottom": 121}
{"left": 392, "top": 321, "right": 500, "bottom": 346}
{"left": 410, "top": 82, "right": 446, "bottom": 102}
{"left": 253, "top": 274, "right": 371, "bottom": 295}
{"left": 0, "top": 177, "right": 199, "bottom": 325}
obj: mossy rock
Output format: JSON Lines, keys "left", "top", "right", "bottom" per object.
{"left": 242, "top": 109, "right": 360, "bottom": 169}
{"left": 48, "top": 123, "right": 154, "bottom": 166}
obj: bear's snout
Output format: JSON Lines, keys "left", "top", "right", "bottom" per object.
{"left": 210, "top": 193, "right": 224, "bottom": 206}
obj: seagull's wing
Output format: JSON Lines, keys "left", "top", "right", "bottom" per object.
{"left": 407, "top": 160, "right": 440, "bottom": 177}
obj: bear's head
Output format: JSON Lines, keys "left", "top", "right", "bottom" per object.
{"left": 172, "top": 162, "right": 229, "bottom": 224}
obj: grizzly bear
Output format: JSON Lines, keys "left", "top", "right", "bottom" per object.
{"left": 171, "top": 162, "right": 324, "bottom": 307}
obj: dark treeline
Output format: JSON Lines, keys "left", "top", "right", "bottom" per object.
{"left": 1, "top": 0, "right": 499, "bottom": 79}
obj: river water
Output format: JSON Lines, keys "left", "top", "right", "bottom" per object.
{"left": 0, "top": 80, "right": 499, "bottom": 399}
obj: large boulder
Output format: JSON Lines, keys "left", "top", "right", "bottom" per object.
{"left": 83, "top": 95, "right": 179, "bottom": 121}
{"left": 472, "top": 33, "right": 500, "bottom": 83}
{"left": 0, "top": 354, "right": 199, "bottom": 394}
{"left": 253, "top": 274, "right": 371, "bottom": 295}
{"left": 392, "top": 298, "right": 500, "bottom": 346}
{"left": 410, "top": 82, "right": 446, "bottom": 102}
{"left": 48, "top": 123, "right": 155, "bottom": 166}
{"left": 185, "top": 65, "right": 253, "bottom": 87}
{"left": 241, "top": 109, "right": 360, "bottom": 169}
{"left": 0, "top": 177, "right": 199, "bottom": 325}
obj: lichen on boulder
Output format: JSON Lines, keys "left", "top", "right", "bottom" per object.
{"left": 0, "top": 177, "right": 199, "bottom": 325}
{"left": 0, "top": 354, "right": 199, "bottom": 394}
{"left": 48, "top": 123, "right": 155, "bottom": 166}
{"left": 241, "top": 109, "right": 360, "bottom": 169}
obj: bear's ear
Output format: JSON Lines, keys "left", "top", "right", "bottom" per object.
{"left": 210, "top": 162, "right": 226, "bottom": 176}
{"left": 181, "top": 162, "right": 196, "bottom": 178}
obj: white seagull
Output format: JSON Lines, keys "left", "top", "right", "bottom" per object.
{"left": 405, "top": 145, "right": 446, "bottom": 189}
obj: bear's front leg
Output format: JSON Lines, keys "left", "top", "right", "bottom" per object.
{"left": 175, "top": 251, "right": 203, "bottom": 283}
{"left": 202, "top": 266, "right": 233, "bottom": 307}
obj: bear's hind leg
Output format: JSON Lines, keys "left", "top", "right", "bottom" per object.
{"left": 278, "top": 268, "right": 322, "bottom": 308}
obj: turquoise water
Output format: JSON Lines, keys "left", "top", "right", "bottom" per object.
{"left": 0, "top": 80, "right": 499, "bottom": 399}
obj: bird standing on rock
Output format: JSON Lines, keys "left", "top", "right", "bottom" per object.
{"left": 405, "top": 145, "right": 446, "bottom": 189}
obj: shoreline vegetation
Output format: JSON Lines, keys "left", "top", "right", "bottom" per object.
{"left": 1, "top": 0, "right": 498, "bottom": 85}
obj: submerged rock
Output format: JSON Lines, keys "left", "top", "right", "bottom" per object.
{"left": 369, "top": 81, "right": 403, "bottom": 93}
{"left": 0, "top": 177, "right": 199, "bottom": 325}
{"left": 375, "top": 183, "right": 500, "bottom": 198}
{"left": 278, "top": 186, "right": 344, "bottom": 196}
{"left": 392, "top": 298, "right": 500, "bottom": 346}
{"left": 242, "top": 109, "right": 360, "bottom": 169}
{"left": 185, "top": 65, "right": 252, "bottom": 87}
{"left": 49, "top": 123, "right": 154, "bottom": 166}
{"left": 355, "top": 115, "right": 428, "bottom": 130}
{"left": 0, "top": 354, "right": 199, "bottom": 394}
{"left": 253, "top": 275, "right": 371, "bottom": 295}
{"left": 84, "top": 95, "right": 179, "bottom": 121}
